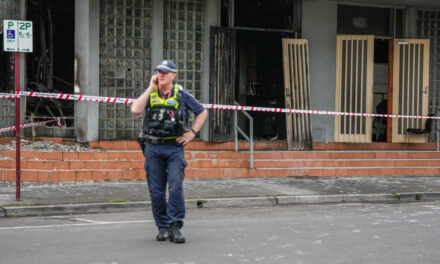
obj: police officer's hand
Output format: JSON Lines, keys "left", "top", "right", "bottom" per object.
{"left": 149, "top": 74, "right": 158, "bottom": 90}
{"left": 176, "top": 130, "right": 196, "bottom": 146}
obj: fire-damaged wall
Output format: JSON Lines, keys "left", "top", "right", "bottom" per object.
{"left": 98, "top": 0, "right": 204, "bottom": 140}
{"left": 98, "top": 0, "right": 153, "bottom": 140}
{"left": 0, "top": 1, "right": 19, "bottom": 138}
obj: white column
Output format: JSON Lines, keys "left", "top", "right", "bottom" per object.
{"left": 151, "top": 0, "right": 164, "bottom": 73}
{"left": 74, "top": 0, "right": 100, "bottom": 142}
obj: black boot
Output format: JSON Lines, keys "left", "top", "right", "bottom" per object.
{"left": 156, "top": 230, "right": 168, "bottom": 241}
{"left": 169, "top": 223, "right": 185, "bottom": 243}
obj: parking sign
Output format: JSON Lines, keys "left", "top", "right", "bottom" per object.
{"left": 3, "top": 20, "right": 33, "bottom": 52}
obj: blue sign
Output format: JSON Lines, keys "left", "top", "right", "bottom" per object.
{"left": 6, "top": 29, "right": 15, "bottom": 39}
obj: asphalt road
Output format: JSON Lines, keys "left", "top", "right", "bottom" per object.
{"left": 1, "top": 202, "right": 440, "bottom": 264}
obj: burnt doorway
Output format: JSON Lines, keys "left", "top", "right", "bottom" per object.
{"left": 214, "top": 0, "right": 300, "bottom": 142}
{"left": 235, "top": 30, "right": 289, "bottom": 140}
{"left": 25, "top": 0, "right": 74, "bottom": 138}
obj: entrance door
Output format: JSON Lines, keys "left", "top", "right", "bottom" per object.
{"left": 209, "top": 27, "right": 236, "bottom": 142}
{"left": 334, "top": 35, "right": 374, "bottom": 143}
{"left": 282, "top": 38, "right": 312, "bottom": 150}
{"left": 392, "top": 39, "right": 430, "bottom": 143}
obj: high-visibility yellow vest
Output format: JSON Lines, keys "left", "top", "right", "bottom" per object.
{"left": 149, "top": 84, "right": 180, "bottom": 109}
{"left": 143, "top": 84, "right": 185, "bottom": 140}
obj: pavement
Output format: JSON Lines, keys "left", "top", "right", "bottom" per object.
{"left": 1, "top": 176, "right": 440, "bottom": 217}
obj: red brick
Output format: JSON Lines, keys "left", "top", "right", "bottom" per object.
{"left": 193, "top": 152, "right": 208, "bottom": 159}
{"left": 124, "top": 169, "right": 141, "bottom": 180}
{"left": 108, "top": 152, "right": 125, "bottom": 160}
{"left": 0, "top": 150, "right": 15, "bottom": 159}
{"left": 69, "top": 161, "right": 87, "bottom": 170}
{"left": 137, "top": 168, "right": 146, "bottom": 178}
{"left": 89, "top": 142, "right": 100, "bottom": 149}
{"left": 184, "top": 152, "right": 192, "bottom": 160}
{"left": 126, "top": 141, "right": 140, "bottom": 150}
{"left": 38, "top": 171, "right": 50, "bottom": 182}
{"left": 92, "top": 170, "right": 124, "bottom": 181}
{"left": 19, "top": 151, "right": 38, "bottom": 160}
{"left": 0, "top": 160, "right": 14, "bottom": 169}
{"left": 105, "top": 171, "right": 124, "bottom": 181}
{"left": 122, "top": 152, "right": 143, "bottom": 160}
{"left": 221, "top": 169, "right": 249, "bottom": 178}
{"left": 49, "top": 171, "right": 77, "bottom": 182}
{"left": 98, "top": 161, "right": 118, "bottom": 170}
{"left": 77, "top": 152, "right": 94, "bottom": 160}
{"left": 130, "top": 161, "right": 144, "bottom": 169}
{"left": 21, "top": 170, "right": 39, "bottom": 182}
{"left": 2, "top": 170, "right": 15, "bottom": 182}
{"left": 126, "top": 168, "right": 145, "bottom": 180}
{"left": 188, "top": 160, "right": 213, "bottom": 168}
{"left": 114, "top": 161, "right": 132, "bottom": 169}
{"left": 52, "top": 161, "right": 70, "bottom": 170}
{"left": 97, "top": 141, "right": 117, "bottom": 150}
{"left": 21, "top": 160, "right": 44, "bottom": 170}
{"left": 123, "top": 169, "right": 137, "bottom": 180}
{"left": 45, "top": 152, "right": 64, "bottom": 160}
{"left": 63, "top": 152, "right": 79, "bottom": 160}
{"left": 93, "top": 152, "right": 109, "bottom": 160}
{"left": 92, "top": 171, "right": 107, "bottom": 181}
{"left": 76, "top": 171, "right": 93, "bottom": 181}
{"left": 186, "top": 169, "right": 221, "bottom": 179}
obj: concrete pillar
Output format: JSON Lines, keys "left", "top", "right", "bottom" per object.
{"left": 151, "top": 0, "right": 163, "bottom": 73}
{"left": 406, "top": 8, "right": 418, "bottom": 38}
{"left": 302, "top": 0, "right": 337, "bottom": 143}
{"left": 74, "top": 0, "right": 99, "bottom": 142}
{"left": 201, "top": 0, "right": 220, "bottom": 141}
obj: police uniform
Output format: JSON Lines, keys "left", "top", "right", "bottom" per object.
{"left": 142, "top": 82, "right": 204, "bottom": 237}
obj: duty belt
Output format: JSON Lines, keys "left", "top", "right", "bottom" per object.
{"left": 146, "top": 137, "right": 181, "bottom": 146}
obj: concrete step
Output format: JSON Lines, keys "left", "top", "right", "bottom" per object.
{"left": 3, "top": 155, "right": 440, "bottom": 170}
{"left": 2, "top": 149, "right": 440, "bottom": 182}
{"left": 2, "top": 166, "right": 440, "bottom": 182}
{"left": 3, "top": 149, "right": 440, "bottom": 161}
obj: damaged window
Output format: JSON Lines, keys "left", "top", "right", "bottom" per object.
{"left": 24, "top": 0, "right": 75, "bottom": 138}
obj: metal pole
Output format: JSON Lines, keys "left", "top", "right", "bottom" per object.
{"left": 15, "top": 52, "right": 21, "bottom": 201}
{"left": 250, "top": 118, "right": 253, "bottom": 169}
{"left": 437, "top": 106, "right": 440, "bottom": 152}
{"left": 234, "top": 110, "right": 238, "bottom": 151}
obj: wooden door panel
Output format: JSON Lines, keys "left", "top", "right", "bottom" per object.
{"left": 334, "top": 35, "right": 374, "bottom": 143}
{"left": 392, "top": 39, "right": 430, "bottom": 143}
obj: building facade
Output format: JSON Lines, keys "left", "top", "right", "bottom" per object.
{"left": 1, "top": 0, "right": 440, "bottom": 147}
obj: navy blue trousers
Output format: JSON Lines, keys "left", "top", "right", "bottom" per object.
{"left": 144, "top": 143, "right": 188, "bottom": 231}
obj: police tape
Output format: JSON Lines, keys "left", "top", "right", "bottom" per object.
{"left": 0, "top": 117, "right": 62, "bottom": 134}
{"left": 0, "top": 91, "right": 439, "bottom": 120}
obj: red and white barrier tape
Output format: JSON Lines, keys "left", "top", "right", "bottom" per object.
{"left": 1, "top": 91, "right": 439, "bottom": 120}
{"left": 0, "top": 117, "right": 62, "bottom": 134}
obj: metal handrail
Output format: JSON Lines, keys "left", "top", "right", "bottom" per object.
{"left": 234, "top": 101, "right": 254, "bottom": 168}
{"left": 437, "top": 106, "right": 440, "bottom": 151}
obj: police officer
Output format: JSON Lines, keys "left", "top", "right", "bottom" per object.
{"left": 131, "top": 60, "right": 207, "bottom": 243}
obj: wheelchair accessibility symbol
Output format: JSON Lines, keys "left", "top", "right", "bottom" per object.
{"left": 7, "top": 29, "right": 16, "bottom": 39}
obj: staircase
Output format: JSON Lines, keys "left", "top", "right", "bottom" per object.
{"left": 1, "top": 140, "right": 440, "bottom": 182}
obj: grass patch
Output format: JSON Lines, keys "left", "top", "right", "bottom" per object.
{"left": 108, "top": 199, "right": 131, "bottom": 203}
